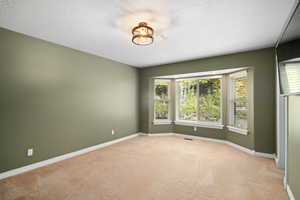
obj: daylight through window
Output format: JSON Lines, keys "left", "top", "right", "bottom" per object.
{"left": 229, "top": 71, "right": 248, "bottom": 130}
{"left": 154, "top": 80, "right": 170, "bottom": 121}
{"left": 153, "top": 70, "right": 250, "bottom": 134}
{"left": 176, "top": 76, "right": 222, "bottom": 124}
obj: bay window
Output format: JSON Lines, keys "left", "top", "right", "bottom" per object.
{"left": 152, "top": 69, "right": 251, "bottom": 132}
{"left": 154, "top": 79, "right": 171, "bottom": 124}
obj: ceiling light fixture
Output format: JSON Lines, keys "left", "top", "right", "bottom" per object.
{"left": 132, "top": 22, "right": 154, "bottom": 45}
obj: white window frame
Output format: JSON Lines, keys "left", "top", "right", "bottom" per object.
{"left": 153, "top": 79, "right": 172, "bottom": 125}
{"left": 227, "top": 70, "right": 249, "bottom": 135}
{"left": 279, "top": 61, "right": 300, "bottom": 96}
{"left": 175, "top": 75, "right": 223, "bottom": 129}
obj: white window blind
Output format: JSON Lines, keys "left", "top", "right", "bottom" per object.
{"left": 280, "top": 62, "right": 300, "bottom": 95}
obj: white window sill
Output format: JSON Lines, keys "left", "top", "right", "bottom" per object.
{"left": 227, "top": 126, "right": 248, "bottom": 135}
{"left": 174, "top": 121, "right": 224, "bottom": 129}
{"left": 153, "top": 120, "right": 172, "bottom": 125}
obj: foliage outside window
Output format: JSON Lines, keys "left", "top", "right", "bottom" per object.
{"left": 176, "top": 77, "right": 222, "bottom": 124}
{"left": 177, "top": 80, "right": 197, "bottom": 121}
{"left": 154, "top": 80, "right": 170, "bottom": 121}
{"left": 229, "top": 71, "right": 248, "bottom": 130}
{"left": 198, "top": 78, "right": 222, "bottom": 123}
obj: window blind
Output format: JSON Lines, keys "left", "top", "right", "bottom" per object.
{"left": 280, "top": 62, "right": 300, "bottom": 95}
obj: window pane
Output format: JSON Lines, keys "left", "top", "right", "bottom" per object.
{"left": 154, "top": 100, "right": 169, "bottom": 120}
{"left": 155, "top": 81, "right": 169, "bottom": 100}
{"left": 280, "top": 63, "right": 300, "bottom": 95}
{"left": 198, "top": 78, "right": 221, "bottom": 123}
{"left": 234, "top": 76, "right": 248, "bottom": 129}
{"left": 154, "top": 80, "right": 169, "bottom": 120}
{"left": 178, "top": 80, "right": 197, "bottom": 121}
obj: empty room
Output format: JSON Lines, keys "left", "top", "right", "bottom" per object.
{"left": 0, "top": 0, "right": 300, "bottom": 199}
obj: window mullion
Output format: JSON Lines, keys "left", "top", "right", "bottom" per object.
{"left": 229, "top": 77, "right": 235, "bottom": 126}
{"left": 196, "top": 80, "right": 200, "bottom": 122}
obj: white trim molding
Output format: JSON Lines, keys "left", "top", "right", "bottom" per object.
{"left": 287, "top": 184, "right": 295, "bottom": 200}
{"left": 275, "top": 156, "right": 280, "bottom": 167}
{"left": 254, "top": 152, "right": 275, "bottom": 159}
{"left": 153, "top": 120, "right": 172, "bottom": 125}
{"left": 141, "top": 133, "right": 275, "bottom": 160}
{"left": 174, "top": 133, "right": 226, "bottom": 144}
{"left": 0, "top": 133, "right": 140, "bottom": 180}
{"left": 226, "top": 141, "right": 254, "bottom": 155}
{"left": 227, "top": 126, "right": 249, "bottom": 135}
{"left": 140, "top": 133, "right": 173, "bottom": 136}
{"left": 175, "top": 121, "right": 224, "bottom": 129}
{"left": 284, "top": 176, "right": 287, "bottom": 189}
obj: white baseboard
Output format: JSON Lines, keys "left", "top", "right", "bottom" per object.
{"left": 0, "top": 133, "right": 140, "bottom": 180}
{"left": 142, "top": 133, "right": 275, "bottom": 160}
{"left": 254, "top": 152, "right": 275, "bottom": 159}
{"left": 275, "top": 156, "right": 279, "bottom": 167}
{"left": 225, "top": 140, "right": 255, "bottom": 155}
{"left": 284, "top": 176, "right": 287, "bottom": 189}
{"left": 140, "top": 133, "right": 173, "bottom": 136}
{"left": 175, "top": 133, "right": 255, "bottom": 155}
{"left": 174, "top": 133, "right": 226, "bottom": 144}
{"left": 287, "top": 184, "right": 295, "bottom": 200}
{"left": 275, "top": 156, "right": 285, "bottom": 169}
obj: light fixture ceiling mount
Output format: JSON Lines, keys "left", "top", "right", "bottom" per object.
{"left": 132, "top": 22, "right": 154, "bottom": 46}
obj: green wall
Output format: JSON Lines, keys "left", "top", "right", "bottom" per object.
{"left": 0, "top": 28, "right": 139, "bottom": 173}
{"left": 288, "top": 96, "right": 300, "bottom": 199}
{"left": 0, "top": 27, "right": 278, "bottom": 174}
{"left": 139, "top": 48, "right": 276, "bottom": 153}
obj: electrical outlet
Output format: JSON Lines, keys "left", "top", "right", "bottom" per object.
{"left": 193, "top": 127, "right": 197, "bottom": 132}
{"left": 27, "top": 148, "right": 33, "bottom": 157}
{"left": 111, "top": 129, "right": 115, "bottom": 135}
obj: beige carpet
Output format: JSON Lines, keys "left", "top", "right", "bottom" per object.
{"left": 0, "top": 136, "right": 288, "bottom": 200}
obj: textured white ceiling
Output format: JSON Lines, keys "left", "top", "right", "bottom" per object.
{"left": 0, "top": 0, "right": 296, "bottom": 67}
